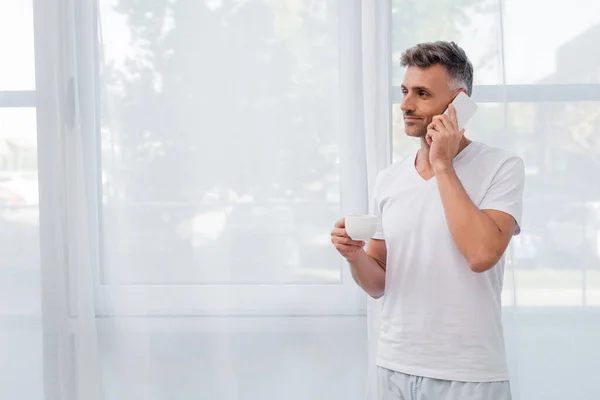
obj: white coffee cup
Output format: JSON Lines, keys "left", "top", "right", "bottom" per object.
{"left": 345, "top": 214, "right": 378, "bottom": 241}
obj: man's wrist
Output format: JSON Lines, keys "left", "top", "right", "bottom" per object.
{"left": 433, "top": 161, "right": 454, "bottom": 175}
{"left": 346, "top": 249, "right": 366, "bottom": 264}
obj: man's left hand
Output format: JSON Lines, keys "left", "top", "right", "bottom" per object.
{"left": 426, "top": 104, "right": 465, "bottom": 171}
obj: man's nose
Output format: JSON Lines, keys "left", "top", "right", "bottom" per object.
{"left": 400, "top": 94, "right": 415, "bottom": 114}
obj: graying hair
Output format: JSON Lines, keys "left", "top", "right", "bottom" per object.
{"left": 400, "top": 41, "right": 474, "bottom": 96}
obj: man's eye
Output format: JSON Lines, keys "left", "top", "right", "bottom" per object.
{"left": 419, "top": 91, "right": 429, "bottom": 97}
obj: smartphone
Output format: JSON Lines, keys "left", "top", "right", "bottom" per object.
{"left": 444, "top": 92, "right": 478, "bottom": 131}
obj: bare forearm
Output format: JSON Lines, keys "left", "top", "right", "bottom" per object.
{"left": 435, "top": 166, "right": 503, "bottom": 271}
{"left": 347, "top": 251, "right": 386, "bottom": 298}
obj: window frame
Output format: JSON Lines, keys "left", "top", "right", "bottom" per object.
{"left": 83, "top": 0, "right": 369, "bottom": 318}
{"left": 0, "top": 91, "right": 36, "bottom": 108}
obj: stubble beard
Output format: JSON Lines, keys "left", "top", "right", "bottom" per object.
{"left": 405, "top": 122, "right": 427, "bottom": 138}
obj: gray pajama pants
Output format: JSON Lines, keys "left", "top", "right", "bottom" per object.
{"left": 367, "top": 367, "right": 512, "bottom": 400}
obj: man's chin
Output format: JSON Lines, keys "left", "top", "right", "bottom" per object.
{"left": 404, "top": 126, "right": 426, "bottom": 138}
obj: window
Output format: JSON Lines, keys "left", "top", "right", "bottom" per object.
{"left": 96, "top": 0, "right": 364, "bottom": 316}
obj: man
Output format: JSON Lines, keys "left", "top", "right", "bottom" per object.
{"left": 331, "top": 41, "right": 524, "bottom": 399}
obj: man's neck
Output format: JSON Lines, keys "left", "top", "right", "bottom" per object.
{"left": 415, "top": 136, "right": 472, "bottom": 179}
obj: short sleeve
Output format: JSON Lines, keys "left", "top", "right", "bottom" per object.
{"left": 369, "top": 169, "right": 386, "bottom": 240}
{"left": 479, "top": 156, "right": 525, "bottom": 235}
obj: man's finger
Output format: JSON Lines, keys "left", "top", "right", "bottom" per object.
{"left": 427, "top": 128, "right": 440, "bottom": 139}
{"left": 448, "top": 104, "right": 459, "bottom": 132}
{"left": 334, "top": 218, "right": 345, "bottom": 229}
{"left": 344, "top": 239, "right": 365, "bottom": 247}
{"left": 427, "top": 121, "right": 440, "bottom": 133}
{"left": 434, "top": 114, "right": 453, "bottom": 133}
{"left": 333, "top": 236, "right": 364, "bottom": 247}
{"left": 433, "top": 117, "right": 448, "bottom": 133}
{"left": 426, "top": 131, "right": 434, "bottom": 146}
{"left": 331, "top": 227, "right": 349, "bottom": 238}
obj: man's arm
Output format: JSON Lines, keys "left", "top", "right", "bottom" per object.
{"left": 435, "top": 166, "right": 516, "bottom": 273}
{"left": 347, "top": 239, "right": 387, "bottom": 298}
{"left": 427, "top": 105, "right": 524, "bottom": 273}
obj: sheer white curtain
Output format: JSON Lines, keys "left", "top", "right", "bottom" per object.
{"left": 20, "top": 0, "right": 389, "bottom": 399}
{"left": 33, "top": 0, "right": 104, "bottom": 398}
{"left": 356, "top": 0, "right": 392, "bottom": 397}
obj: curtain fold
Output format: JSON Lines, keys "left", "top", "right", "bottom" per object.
{"left": 361, "top": 1, "right": 393, "bottom": 398}
{"left": 33, "top": 0, "right": 387, "bottom": 398}
{"left": 340, "top": 1, "right": 393, "bottom": 398}
{"left": 33, "top": 0, "right": 104, "bottom": 398}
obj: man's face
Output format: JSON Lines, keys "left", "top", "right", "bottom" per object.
{"left": 400, "top": 64, "right": 459, "bottom": 138}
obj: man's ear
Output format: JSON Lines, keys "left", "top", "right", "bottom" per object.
{"left": 453, "top": 88, "right": 468, "bottom": 97}
{"left": 445, "top": 88, "right": 468, "bottom": 110}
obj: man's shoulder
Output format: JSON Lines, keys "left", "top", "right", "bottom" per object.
{"left": 471, "top": 141, "right": 522, "bottom": 162}
{"left": 465, "top": 142, "right": 525, "bottom": 197}
{"left": 469, "top": 141, "right": 524, "bottom": 173}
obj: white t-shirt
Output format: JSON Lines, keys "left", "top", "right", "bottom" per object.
{"left": 370, "top": 141, "right": 525, "bottom": 382}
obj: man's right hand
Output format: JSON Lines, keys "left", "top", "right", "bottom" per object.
{"left": 330, "top": 218, "right": 366, "bottom": 261}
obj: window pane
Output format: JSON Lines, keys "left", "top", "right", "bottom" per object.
{"left": 0, "top": 0, "right": 36, "bottom": 90}
{"left": 391, "top": 0, "right": 504, "bottom": 86}
{"left": 0, "top": 108, "right": 39, "bottom": 313}
{"left": 503, "top": 0, "right": 600, "bottom": 84}
{"left": 392, "top": 101, "right": 600, "bottom": 306}
{"left": 99, "top": 0, "right": 341, "bottom": 284}
{"left": 0, "top": 107, "right": 42, "bottom": 400}
{"left": 392, "top": 1, "right": 600, "bottom": 86}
